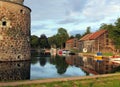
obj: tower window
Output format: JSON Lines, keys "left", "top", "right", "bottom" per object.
{"left": 2, "top": 21, "right": 7, "bottom": 26}
{"left": 20, "top": 9, "right": 25, "bottom": 14}
{"left": 20, "top": 9, "right": 23, "bottom": 13}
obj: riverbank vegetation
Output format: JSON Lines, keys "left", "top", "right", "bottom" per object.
{"left": 8, "top": 74, "right": 120, "bottom": 87}
{"left": 31, "top": 18, "right": 120, "bottom": 54}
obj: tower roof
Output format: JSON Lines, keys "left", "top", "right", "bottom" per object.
{"left": 2, "top": 0, "right": 24, "bottom": 4}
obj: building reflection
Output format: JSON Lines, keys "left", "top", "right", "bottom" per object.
{"left": 65, "top": 55, "right": 119, "bottom": 74}
{"left": 0, "top": 61, "right": 30, "bottom": 81}
{"left": 65, "top": 55, "right": 84, "bottom": 67}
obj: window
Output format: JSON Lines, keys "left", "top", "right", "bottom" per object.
{"left": 0, "top": 18, "right": 10, "bottom": 27}
{"left": 20, "top": 9, "right": 23, "bottom": 13}
{"left": 106, "top": 39, "right": 109, "bottom": 45}
{"left": 20, "top": 9, "right": 25, "bottom": 14}
{"left": 2, "top": 21, "right": 7, "bottom": 26}
{"left": 106, "top": 34, "right": 109, "bottom": 38}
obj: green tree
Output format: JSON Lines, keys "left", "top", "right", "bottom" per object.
{"left": 39, "top": 34, "right": 50, "bottom": 49}
{"left": 99, "top": 23, "right": 110, "bottom": 30}
{"left": 69, "top": 35, "right": 74, "bottom": 39}
{"left": 83, "top": 26, "right": 91, "bottom": 36}
{"left": 113, "top": 18, "right": 120, "bottom": 48}
{"left": 48, "top": 35, "right": 58, "bottom": 48}
{"left": 57, "top": 28, "right": 69, "bottom": 48}
{"left": 75, "top": 34, "right": 81, "bottom": 39}
{"left": 30, "top": 35, "right": 39, "bottom": 48}
{"left": 99, "top": 18, "right": 120, "bottom": 49}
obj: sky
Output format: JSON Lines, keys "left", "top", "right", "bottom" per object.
{"left": 24, "top": 0, "right": 120, "bottom": 37}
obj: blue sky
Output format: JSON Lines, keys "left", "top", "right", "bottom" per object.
{"left": 24, "top": 0, "right": 120, "bottom": 37}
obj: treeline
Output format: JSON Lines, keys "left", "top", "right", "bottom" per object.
{"left": 31, "top": 27, "right": 91, "bottom": 49}
{"left": 31, "top": 18, "right": 120, "bottom": 49}
{"left": 99, "top": 18, "right": 120, "bottom": 49}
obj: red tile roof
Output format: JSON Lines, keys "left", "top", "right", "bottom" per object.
{"left": 66, "top": 39, "right": 74, "bottom": 43}
{"left": 89, "top": 29, "right": 107, "bottom": 40}
{"left": 80, "top": 33, "right": 93, "bottom": 41}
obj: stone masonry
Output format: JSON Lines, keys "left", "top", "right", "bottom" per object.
{"left": 0, "top": 0, "right": 31, "bottom": 61}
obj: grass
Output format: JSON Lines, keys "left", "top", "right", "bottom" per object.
{"left": 102, "top": 53, "right": 113, "bottom": 56}
{"left": 82, "top": 52, "right": 114, "bottom": 56}
{"left": 8, "top": 75, "right": 120, "bottom": 87}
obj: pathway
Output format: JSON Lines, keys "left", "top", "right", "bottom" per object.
{"left": 0, "top": 73, "right": 120, "bottom": 87}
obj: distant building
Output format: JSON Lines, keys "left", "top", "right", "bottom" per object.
{"left": 65, "top": 38, "right": 78, "bottom": 50}
{"left": 79, "top": 30, "right": 116, "bottom": 53}
{"left": 0, "top": 0, "right": 31, "bottom": 61}
{"left": 79, "top": 33, "right": 93, "bottom": 52}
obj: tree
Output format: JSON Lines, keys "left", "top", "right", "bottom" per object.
{"left": 57, "top": 28, "right": 69, "bottom": 48}
{"left": 30, "top": 35, "right": 39, "bottom": 48}
{"left": 39, "top": 34, "right": 50, "bottom": 49}
{"left": 99, "top": 23, "right": 110, "bottom": 30}
{"left": 69, "top": 35, "right": 74, "bottom": 39}
{"left": 113, "top": 18, "right": 120, "bottom": 49}
{"left": 99, "top": 18, "right": 120, "bottom": 49}
{"left": 83, "top": 26, "right": 91, "bottom": 36}
{"left": 75, "top": 34, "right": 81, "bottom": 39}
{"left": 48, "top": 35, "right": 59, "bottom": 48}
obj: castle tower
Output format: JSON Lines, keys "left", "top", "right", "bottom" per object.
{"left": 0, "top": 0, "right": 31, "bottom": 61}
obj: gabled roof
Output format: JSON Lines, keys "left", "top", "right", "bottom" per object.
{"left": 66, "top": 39, "right": 74, "bottom": 43}
{"left": 80, "top": 33, "right": 93, "bottom": 41}
{"left": 89, "top": 29, "right": 107, "bottom": 40}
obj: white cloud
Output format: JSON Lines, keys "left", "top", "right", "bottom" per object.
{"left": 25, "top": 0, "right": 120, "bottom": 37}
{"left": 82, "top": 0, "right": 120, "bottom": 22}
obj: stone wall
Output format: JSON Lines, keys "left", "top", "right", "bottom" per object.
{"left": 0, "top": 61, "right": 30, "bottom": 81}
{"left": 0, "top": 1, "right": 31, "bottom": 61}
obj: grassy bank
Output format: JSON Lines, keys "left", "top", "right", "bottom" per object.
{"left": 17, "top": 77, "right": 120, "bottom": 87}
{"left": 1, "top": 74, "right": 120, "bottom": 87}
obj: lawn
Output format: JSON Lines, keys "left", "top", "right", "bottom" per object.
{"left": 13, "top": 75, "right": 120, "bottom": 87}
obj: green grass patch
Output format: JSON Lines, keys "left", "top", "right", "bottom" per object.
{"left": 9, "top": 75, "right": 120, "bottom": 87}
{"left": 102, "top": 52, "right": 113, "bottom": 56}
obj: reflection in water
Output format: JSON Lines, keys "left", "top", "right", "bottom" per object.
{"left": 0, "top": 61, "right": 30, "bottom": 81}
{"left": 50, "top": 55, "right": 69, "bottom": 74}
{"left": 39, "top": 57, "right": 47, "bottom": 66}
{"left": 80, "top": 56, "right": 120, "bottom": 74}
{"left": 31, "top": 54, "right": 87, "bottom": 79}
{"left": 30, "top": 53, "right": 120, "bottom": 79}
{"left": 2, "top": 53, "right": 120, "bottom": 81}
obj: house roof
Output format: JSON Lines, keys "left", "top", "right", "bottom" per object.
{"left": 89, "top": 29, "right": 107, "bottom": 40}
{"left": 66, "top": 39, "right": 74, "bottom": 43}
{"left": 80, "top": 33, "right": 93, "bottom": 41}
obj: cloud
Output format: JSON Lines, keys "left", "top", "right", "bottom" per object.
{"left": 82, "top": 0, "right": 120, "bottom": 22}
{"left": 64, "top": 0, "right": 88, "bottom": 16}
{"left": 25, "top": 0, "right": 120, "bottom": 37}
{"left": 24, "top": 0, "right": 67, "bottom": 20}
{"left": 58, "top": 18, "right": 80, "bottom": 24}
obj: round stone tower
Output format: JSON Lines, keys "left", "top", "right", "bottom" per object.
{"left": 0, "top": 0, "right": 31, "bottom": 61}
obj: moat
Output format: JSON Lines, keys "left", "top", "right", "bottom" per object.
{"left": 0, "top": 53, "right": 120, "bottom": 81}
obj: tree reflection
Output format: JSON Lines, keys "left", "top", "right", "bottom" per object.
{"left": 31, "top": 56, "right": 38, "bottom": 65}
{"left": 82, "top": 69, "right": 90, "bottom": 76}
{"left": 50, "top": 55, "right": 69, "bottom": 74}
{"left": 39, "top": 57, "right": 47, "bottom": 67}
{"left": 31, "top": 52, "right": 39, "bottom": 65}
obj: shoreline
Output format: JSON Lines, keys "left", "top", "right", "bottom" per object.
{"left": 0, "top": 73, "right": 120, "bottom": 86}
